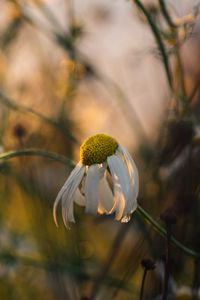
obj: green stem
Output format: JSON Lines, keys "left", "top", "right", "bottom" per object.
{"left": 0, "top": 148, "right": 199, "bottom": 258}
{"left": 176, "top": 44, "right": 186, "bottom": 99}
{"left": 0, "top": 148, "right": 74, "bottom": 168}
{"left": 158, "top": 0, "right": 187, "bottom": 105}
{"left": 139, "top": 268, "right": 148, "bottom": 300}
{"left": 162, "top": 224, "right": 171, "bottom": 300}
{"left": 133, "top": 0, "right": 173, "bottom": 90}
{"left": 137, "top": 205, "right": 200, "bottom": 258}
{"left": 0, "top": 91, "right": 77, "bottom": 143}
{"left": 158, "top": 0, "right": 176, "bottom": 28}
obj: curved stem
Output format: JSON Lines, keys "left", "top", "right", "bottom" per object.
{"left": 0, "top": 91, "right": 77, "bottom": 143}
{"left": 137, "top": 205, "right": 200, "bottom": 258}
{"left": 133, "top": 0, "right": 173, "bottom": 90}
{"left": 0, "top": 148, "right": 200, "bottom": 258}
{"left": 0, "top": 148, "right": 75, "bottom": 168}
{"left": 158, "top": 0, "right": 176, "bottom": 28}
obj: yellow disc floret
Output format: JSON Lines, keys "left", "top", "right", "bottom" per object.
{"left": 80, "top": 134, "right": 118, "bottom": 165}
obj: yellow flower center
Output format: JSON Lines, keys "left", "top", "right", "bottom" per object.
{"left": 80, "top": 134, "right": 118, "bottom": 165}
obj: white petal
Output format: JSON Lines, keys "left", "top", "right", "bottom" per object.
{"left": 53, "top": 162, "right": 85, "bottom": 227}
{"left": 118, "top": 145, "right": 139, "bottom": 211}
{"left": 62, "top": 201, "right": 74, "bottom": 228}
{"left": 104, "top": 167, "right": 124, "bottom": 219}
{"left": 61, "top": 166, "right": 85, "bottom": 226}
{"left": 85, "top": 164, "right": 104, "bottom": 214}
{"left": 107, "top": 155, "right": 132, "bottom": 219}
{"left": 74, "top": 189, "right": 86, "bottom": 206}
{"left": 98, "top": 175, "right": 115, "bottom": 214}
{"left": 114, "top": 187, "right": 126, "bottom": 220}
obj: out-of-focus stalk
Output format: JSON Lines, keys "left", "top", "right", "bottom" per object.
{"left": 133, "top": 0, "right": 173, "bottom": 90}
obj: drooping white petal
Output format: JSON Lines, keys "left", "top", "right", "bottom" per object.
{"left": 118, "top": 145, "right": 139, "bottom": 212}
{"left": 61, "top": 166, "right": 85, "bottom": 226}
{"left": 53, "top": 162, "right": 85, "bottom": 227}
{"left": 85, "top": 164, "right": 105, "bottom": 214}
{"left": 104, "top": 166, "right": 125, "bottom": 220}
{"left": 113, "top": 186, "right": 126, "bottom": 221}
{"left": 98, "top": 175, "right": 115, "bottom": 214}
{"left": 107, "top": 155, "right": 132, "bottom": 219}
{"left": 74, "top": 189, "right": 86, "bottom": 206}
{"left": 62, "top": 201, "right": 74, "bottom": 228}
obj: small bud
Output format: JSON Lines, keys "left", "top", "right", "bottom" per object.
{"left": 160, "top": 208, "right": 177, "bottom": 225}
{"left": 83, "top": 63, "right": 96, "bottom": 77}
{"left": 141, "top": 258, "right": 156, "bottom": 270}
{"left": 13, "top": 123, "right": 27, "bottom": 139}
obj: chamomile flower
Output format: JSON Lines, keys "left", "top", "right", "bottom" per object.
{"left": 53, "top": 134, "right": 139, "bottom": 227}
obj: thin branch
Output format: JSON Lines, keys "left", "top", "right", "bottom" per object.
{"left": 137, "top": 205, "right": 200, "bottom": 258}
{"left": 158, "top": 0, "right": 176, "bottom": 28}
{"left": 188, "top": 77, "right": 200, "bottom": 103}
{"left": 0, "top": 148, "right": 75, "bottom": 168}
{"left": 139, "top": 269, "right": 147, "bottom": 300}
{"left": 0, "top": 91, "right": 77, "bottom": 143}
{"left": 133, "top": 0, "right": 173, "bottom": 89}
{"left": 90, "top": 223, "right": 132, "bottom": 300}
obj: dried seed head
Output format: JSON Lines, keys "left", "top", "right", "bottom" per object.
{"left": 13, "top": 123, "right": 27, "bottom": 139}
{"left": 141, "top": 258, "right": 156, "bottom": 270}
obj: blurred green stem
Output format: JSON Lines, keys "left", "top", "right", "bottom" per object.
{"left": 0, "top": 90, "right": 77, "bottom": 143}
{"left": 134, "top": 0, "right": 189, "bottom": 113}
{"left": 176, "top": 45, "right": 186, "bottom": 98}
{"left": 90, "top": 223, "right": 132, "bottom": 300}
{"left": 137, "top": 205, "right": 200, "bottom": 258}
{"left": 0, "top": 148, "right": 74, "bottom": 168}
{"left": 32, "top": 0, "right": 65, "bottom": 33}
{"left": 139, "top": 268, "right": 147, "bottom": 300}
{"left": 162, "top": 224, "right": 171, "bottom": 300}
{"left": 58, "top": 63, "right": 78, "bottom": 120}
{"left": 158, "top": 0, "right": 176, "bottom": 28}
{"left": 156, "top": 0, "right": 187, "bottom": 112}
{"left": 0, "top": 149, "right": 200, "bottom": 258}
{"left": 133, "top": 0, "right": 173, "bottom": 90}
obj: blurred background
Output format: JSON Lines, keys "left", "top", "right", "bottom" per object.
{"left": 0, "top": 0, "right": 200, "bottom": 299}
